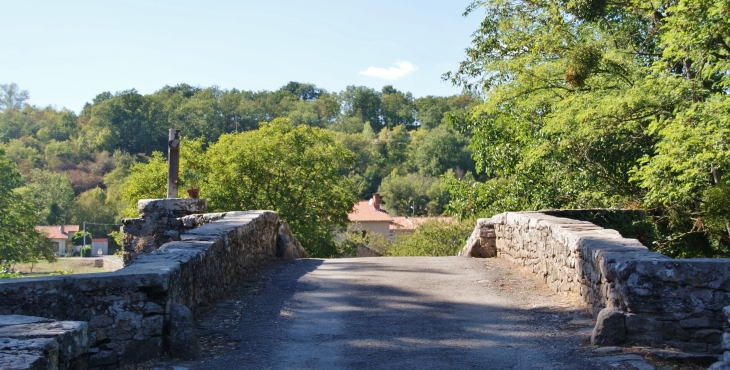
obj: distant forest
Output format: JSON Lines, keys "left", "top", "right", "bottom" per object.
{"left": 0, "top": 82, "right": 478, "bottom": 239}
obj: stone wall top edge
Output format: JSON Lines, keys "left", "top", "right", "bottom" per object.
{"left": 497, "top": 211, "right": 599, "bottom": 225}
{"left": 184, "top": 210, "right": 278, "bottom": 236}
{"left": 0, "top": 270, "right": 169, "bottom": 292}
{"left": 137, "top": 198, "right": 208, "bottom": 216}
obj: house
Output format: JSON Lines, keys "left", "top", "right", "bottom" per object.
{"left": 347, "top": 194, "right": 393, "bottom": 240}
{"left": 35, "top": 225, "right": 79, "bottom": 256}
{"left": 346, "top": 194, "right": 454, "bottom": 242}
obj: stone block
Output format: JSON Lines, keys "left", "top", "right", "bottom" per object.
{"left": 666, "top": 340, "right": 708, "bottom": 353}
{"left": 167, "top": 304, "right": 200, "bottom": 360}
{"left": 693, "top": 329, "right": 724, "bottom": 343}
{"left": 680, "top": 316, "right": 712, "bottom": 329}
{"left": 137, "top": 198, "right": 207, "bottom": 218}
{"left": 592, "top": 308, "right": 626, "bottom": 345}
{"left": 88, "top": 315, "right": 113, "bottom": 329}
{"left": 0, "top": 337, "right": 58, "bottom": 370}
{"left": 0, "top": 321, "right": 89, "bottom": 363}
{"left": 89, "top": 350, "right": 117, "bottom": 367}
{"left": 140, "top": 315, "right": 163, "bottom": 337}
{"left": 143, "top": 302, "right": 164, "bottom": 315}
{"left": 724, "top": 333, "right": 730, "bottom": 351}
{"left": 0, "top": 352, "right": 51, "bottom": 370}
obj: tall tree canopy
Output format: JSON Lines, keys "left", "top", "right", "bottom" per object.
{"left": 204, "top": 119, "right": 357, "bottom": 257}
{"left": 445, "top": 0, "right": 730, "bottom": 257}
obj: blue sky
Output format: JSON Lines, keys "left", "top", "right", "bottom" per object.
{"left": 1, "top": 1, "right": 482, "bottom": 113}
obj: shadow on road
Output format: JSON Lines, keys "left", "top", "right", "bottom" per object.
{"left": 163, "top": 257, "right": 600, "bottom": 370}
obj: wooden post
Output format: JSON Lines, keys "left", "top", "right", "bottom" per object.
{"left": 167, "top": 129, "right": 180, "bottom": 198}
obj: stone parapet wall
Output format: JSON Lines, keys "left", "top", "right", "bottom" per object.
{"left": 0, "top": 205, "right": 304, "bottom": 369}
{"left": 464, "top": 211, "right": 730, "bottom": 353}
{"left": 121, "top": 198, "right": 224, "bottom": 264}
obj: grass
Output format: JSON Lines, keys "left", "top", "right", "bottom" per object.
{"left": 10, "top": 258, "right": 107, "bottom": 277}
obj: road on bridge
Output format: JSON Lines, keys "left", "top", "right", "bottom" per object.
{"left": 157, "top": 257, "right": 655, "bottom": 370}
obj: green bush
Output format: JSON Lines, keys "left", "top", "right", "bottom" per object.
{"left": 387, "top": 219, "right": 474, "bottom": 256}
{"left": 80, "top": 246, "right": 92, "bottom": 257}
{"left": 337, "top": 226, "right": 390, "bottom": 257}
{"left": 0, "top": 268, "right": 20, "bottom": 279}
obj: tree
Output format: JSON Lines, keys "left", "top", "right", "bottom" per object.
{"left": 121, "top": 151, "right": 168, "bottom": 217}
{"left": 335, "top": 132, "right": 384, "bottom": 199}
{"left": 71, "top": 230, "right": 93, "bottom": 246}
{"left": 15, "top": 169, "right": 75, "bottom": 225}
{"left": 83, "top": 89, "right": 167, "bottom": 155}
{"left": 387, "top": 219, "right": 473, "bottom": 256}
{"left": 280, "top": 82, "right": 322, "bottom": 101}
{"left": 380, "top": 85, "right": 416, "bottom": 129}
{"left": 444, "top": 0, "right": 730, "bottom": 257}
{"left": 0, "top": 83, "right": 30, "bottom": 111}
{"left": 205, "top": 118, "right": 357, "bottom": 257}
{"left": 377, "top": 170, "right": 436, "bottom": 216}
{"left": 0, "top": 148, "right": 55, "bottom": 268}
{"left": 341, "top": 86, "right": 382, "bottom": 131}
{"left": 68, "top": 187, "right": 120, "bottom": 226}
{"left": 409, "top": 124, "right": 473, "bottom": 177}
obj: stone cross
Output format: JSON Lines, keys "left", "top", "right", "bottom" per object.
{"left": 167, "top": 129, "right": 180, "bottom": 198}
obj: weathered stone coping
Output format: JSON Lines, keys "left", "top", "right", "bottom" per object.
{"left": 463, "top": 211, "right": 730, "bottom": 354}
{"left": 0, "top": 315, "right": 89, "bottom": 370}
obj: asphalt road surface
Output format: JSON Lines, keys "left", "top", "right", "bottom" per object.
{"left": 157, "top": 257, "right": 655, "bottom": 370}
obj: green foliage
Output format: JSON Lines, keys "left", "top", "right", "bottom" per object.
{"left": 121, "top": 152, "right": 168, "bottom": 217}
{"left": 0, "top": 78, "right": 480, "bottom": 259}
{"left": 205, "top": 118, "right": 357, "bottom": 257}
{"left": 378, "top": 170, "right": 435, "bottom": 216}
{"left": 80, "top": 246, "right": 92, "bottom": 257}
{"left": 71, "top": 231, "right": 92, "bottom": 246}
{"left": 409, "top": 124, "right": 473, "bottom": 177}
{"left": 15, "top": 169, "right": 75, "bottom": 225}
{"left": 335, "top": 132, "right": 384, "bottom": 198}
{"left": 83, "top": 89, "right": 167, "bottom": 154}
{"left": 0, "top": 148, "right": 56, "bottom": 268}
{"left": 50, "top": 269, "right": 74, "bottom": 275}
{"left": 0, "top": 83, "right": 29, "bottom": 111}
{"left": 0, "top": 267, "right": 20, "bottom": 279}
{"left": 68, "top": 187, "right": 120, "bottom": 226}
{"left": 109, "top": 230, "right": 123, "bottom": 247}
{"left": 387, "top": 219, "right": 474, "bottom": 256}
{"left": 179, "top": 137, "right": 206, "bottom": 190}
{"left": 336, "top": 226, "right": 390, "bottom": 257}
{"left": 341, "top": 86, "right": 383, "bottom": 131}
{"left": 444, "top": 0, "right": 730, "bottom": 257}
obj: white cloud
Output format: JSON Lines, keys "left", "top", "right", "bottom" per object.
{"left": 359, "top": 61, "right": 418, "bottom": 80}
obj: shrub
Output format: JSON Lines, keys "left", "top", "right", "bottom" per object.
{"left": 387, "top": 219, "right": 474, "bottom": 256}
{"left": 0, "top": 267, "right": 19, "bottom": 279}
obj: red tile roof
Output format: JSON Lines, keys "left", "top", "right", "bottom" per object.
{"left": 348, "top": 200, "right": 393, "bottom": 222}
{"left": 35, "top": 225, "right": 79, "bottom": 240}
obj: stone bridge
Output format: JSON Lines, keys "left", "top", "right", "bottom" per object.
{"left": 1, "top": 200, "right": 729, "bottom": 369}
